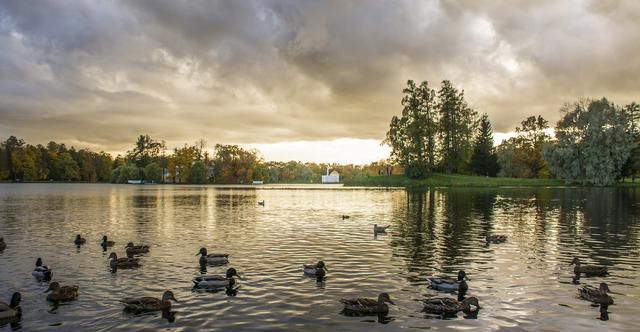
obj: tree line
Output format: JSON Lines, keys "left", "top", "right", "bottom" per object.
{"left": 0, "top": 135, "right": 391, "bottom": 184}
{"left": 386, "top": 79, "right": 639, "bottom": 185}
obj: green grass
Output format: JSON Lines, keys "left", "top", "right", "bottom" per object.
{"left": 343, "top": 173, "right": 568, "bottom": 188}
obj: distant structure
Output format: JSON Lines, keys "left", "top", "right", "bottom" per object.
{"left": 321, "top": 167, "right": 340, "bottom": 183}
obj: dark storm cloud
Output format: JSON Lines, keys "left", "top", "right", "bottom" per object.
{"left": 0, "top": 0, "right": 638, "bottom": 152}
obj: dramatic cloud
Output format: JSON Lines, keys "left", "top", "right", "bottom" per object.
{"left": 0, "top": 0, "right": 639, "bottom": 159}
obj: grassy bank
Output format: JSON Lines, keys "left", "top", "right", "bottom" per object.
{"left": 343, "top": 174, "right": 568, "bottom": 188}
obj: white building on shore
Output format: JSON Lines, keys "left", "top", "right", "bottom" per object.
{"left": 321, "top": 167, "right": 340, "bottom": 183}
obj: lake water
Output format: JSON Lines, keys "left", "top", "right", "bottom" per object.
{"left": 1, "top": 184, "right": 640, "bottom": 331}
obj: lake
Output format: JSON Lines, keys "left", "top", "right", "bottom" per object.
{"left": 1, "top": 184, "right": 639, "bottom": 331}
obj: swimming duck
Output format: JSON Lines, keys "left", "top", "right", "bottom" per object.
{"left": 0, "top": 237, "right": 6, "bottom": 251}
{"left": 121, "top": 290, "right": 178, "bottom": 313}
{"left": 0, "top": 292, "right": 21, "bottom": 320}
{"left": 341, "top": 215, "right": 350, "bottom": 219}
{"left": 373, "top": 224, "right": 390, "bottom": 234}
{"left": 485, "top": 235, "right": 507, "bottom": 244}
{"left": 258, "top": 200, "right": 265, "bottom": 206}
{"left": 422, "top": 296, "right": 480, "bottom": 316}
{"left": 74, "top": 234, "right": 86, "bottom": 245}
{"left": 108, "top": 252, "right": 140, "bottom": 269}
{"left": 101, "top": 236, "right": 115, "bottom": 247}
{"left": 197, "top": 247, "right": 229, "bottom": 265}
{"left": 32, "top": 258, "right": 52, "bottom": 280}
{"left": 578, "top": 282, "right": 614, "bottom": 305}
{"left": 303, "top": 261, "right": 328, "bottom": 275}
{"left": 125, "top": 242, "right": 149, "bottom": 256}
{"left": 570, "top": 257, "right": 608, "bottom": 277}
{"left": 428, "top": 270, "right": 468, "bottom": 293}
{"left": 340, "top": 293, "right": 394, "bottom": 314}
{"left": 45, "top": 282, "right": 79, "bottom": 302}
{"left": 193, "top": 268, "right": 242, "bottom": 289}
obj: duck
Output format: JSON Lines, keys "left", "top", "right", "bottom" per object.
{"left": 341, "top": 215, "right": 350, "bottom": 219}
{"left": 303, "top": 261, "right": 328, "bottom": 281}
{"left": 340, "top": 293, "right": 394, "bottom": 314}
{"left": 0, "top": 292, "right": 21, "bottom": 320}
{"left": 485, "top": 235, "right": 507, "bottom": 244}
{"left": 570, "top": 257, "right": 608, "bottom": 277}
{"left": 193, "top": 268, "right": 242, "bottom": 289}
{"left": 373, "top": 224, "right": 390, "bottom": 234}
{"left": 74, "top": 234, "right": 86, "bottom": 245}
{"left": 0, "top": 237, "right": 6, "bottom": 251}
{"left": 125, "top": 242, "right": 149, "bottom": 255}
{"left": 428, "top": 270, "right": 468, "bottom": 293}
{"left": 32, "top": 257, "right": 53, "bottom": 280}
{"left": 422, "top": 296, "right": 480, "bottom": 316}
{"left": 197, "top": 247, "right": 229, "bottom": 265}
{"left": 108, "top": 252, "right": 140, "bottom": 269}
{"left": 101, "top": 236, "right": 115, "bottom": 247}
{"left": 45, "top": 282, "right": 79, "bottom": 302}
{"left": 578, "top": 282, "right": 614, "bottom": 305}
{"left": 258, "top": 200, "right": 265, "bottom": 206}
{"left": 121, "top": 290, "right": 178, "bottom": 313}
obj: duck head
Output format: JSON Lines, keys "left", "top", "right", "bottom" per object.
{"left": 462, "top": 296, "right": 481, "bottom": 312}
{"left": 377, "top": 293, "right": 394, "bottom": 305}
{"left": 162, "top": 290, "right": 178, "bottom": 303}
{"left": 316, "top": 261, "right": 328, "bottom": 272}
{"left": 36, "top": 257, "right": 43, "bottom": 267}
{"left": 108, "top": 252, "right": 118, "bottom": 260}
{"left": 196, "top": 247, "right": 207, "bottom": 256}
{"left": 570, "top": 257, "right": 581, "bottom": 266}
{"left": 9, "top": 292, "right": 21, "bottom": 308}
{"left": 75, "top": 234, "right": 82, "bottom": 240}
{"left": 102, "top": 235, "right": 109, "bottom": 242}
{"left": 45, "top": 282, "right": 61, "bottom": 293}
{"left": 226, "top": 268, "right": 241, "bottom": 279}
{"left": 457, "top": 270, "right": 466, "bottom": 281}
{"left": 599, "top": 282, "right": 611, "bottom": 293}
{"left": 126, "top": 242, "right": 134, "bottom": 248}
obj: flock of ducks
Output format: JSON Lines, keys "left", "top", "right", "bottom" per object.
{"left": 0, "top": 213, "right": 618, "bottom": 325}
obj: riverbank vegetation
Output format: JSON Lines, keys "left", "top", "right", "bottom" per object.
{"left": 1, "top": 80, "right": 638, "bottom": 186}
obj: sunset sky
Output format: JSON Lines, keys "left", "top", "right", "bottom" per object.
{"left": 1, "top": 1, "right": 639, "bottom": 164}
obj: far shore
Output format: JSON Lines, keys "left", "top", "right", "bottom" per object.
{"left": 2, "top": 173, "right": 639, "bottom": 188}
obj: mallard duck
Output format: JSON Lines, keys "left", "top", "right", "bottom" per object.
{"left": 570, "top": 257, "right": 608, "bottom": 277}
{"left": 303, "top": 261, "right": 328, "bottom": 275}
{"left": 121, "top": 290, "right": 178, "bottom": 313}
{"left": 45, "top": 282, "right": 79, "bottom": 302}
{"left": 428, "top": 270, "right": 468, "bottom": 293}
{"left": 125, "top": 242, "right": 149, "bottom": 255}
{"left": 422, "top": 296, "right": 480, "bottom": 316}
{"left": 74, "top": 234, "right": 86, "bottom": 245}
{"left": 32, "top": 258, "right": 52, "bottom": 280}
{"left": 303, "top": 261, "right": 328, "bottom": 281}
{"left": 193, "top": 268, "right": 242, "bottom": 289}
{"left": 101, "top": 236, "right": 115, "bottom": 247}
{"left": 341, "top": 293, "right": 394, "bottom": 314}
{"left": 197, "top": 247, "right": 229, "bottom": 265}
{"left": 258, "top": 200, "right": 265, "bottom": 206}
{"left": 578, "top": 282, "right": 614, "bottom": 305}
{"left": 0, "top": 237, "right": 6, "bottom": 251}
{"left": 485, "top": 235, "right": 507, "bottom": 244}
{"left": 373, "top": 224, "right": 390, "bottom": 234}
{"left": 108, "top": 252, "right": 140, "bottom": 269}
{"left": 0, "top": 292, "right": 21, "bottom": 320}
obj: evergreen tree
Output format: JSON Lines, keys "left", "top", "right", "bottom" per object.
{"left": 437, "top": 80, "right": 477, "bottom": 173}
{"left": 470, "top": 114, "right": 499, "bottom": 176}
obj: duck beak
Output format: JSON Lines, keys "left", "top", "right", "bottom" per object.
{"left": 195, "top": 253, "right": 200, "bottom": 256}
{"left": 388, "top": 299, "right": 395, "bottom": 305}
{"left": 324, "top": 267, "right": 329, "bottom": 272}
{"left": 172, "top": 296, "right": 179, "bottom": 303}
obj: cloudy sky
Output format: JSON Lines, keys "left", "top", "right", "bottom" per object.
{"left": 1, "top": 0, "right": 638, "bottom": 163}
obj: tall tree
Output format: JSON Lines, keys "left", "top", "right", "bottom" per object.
{"left": 437, "top": 80, "right": 477, "bottom": 173}
{"left": 621, "top": 102, "right": 640, "bottom": 180}
{"left": 543, "top": 98, "right": 634, "bottom": 185}
{"left": 470, "top": 114, "right": 499, "bottom": 176}
{"left": 126, "top": 134, "right": 162, "bottom": 169}
{"left": 385, "top": 80, "right": 438, "bottom": 178}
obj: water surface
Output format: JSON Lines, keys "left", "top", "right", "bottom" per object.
{"left": 1, "top": 184, "right": 639, "bottom": 331}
